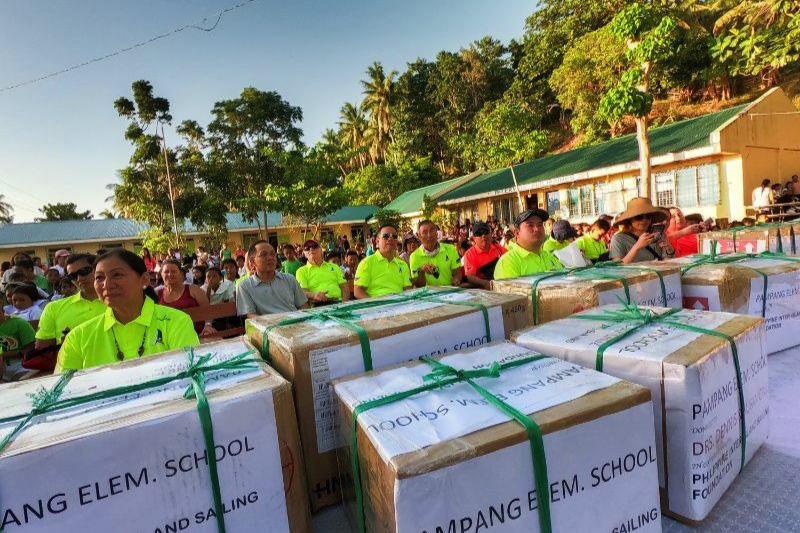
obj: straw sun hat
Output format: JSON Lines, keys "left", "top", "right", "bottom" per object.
{"left": 613, "top": 197, "right": 669, "bottom": 227}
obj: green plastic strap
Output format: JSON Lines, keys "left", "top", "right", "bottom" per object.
{"left": 572, "top": 304, "right": 747, "bottom": 471}
{"left": 350, "top": 352, "right": 552, "bottom": 533}
{"left": 259, "top": 287, "right": 492, "bottom": 371}
{"left": 594, "top": 262, "right": 668, "bottom": 307}
{"left": 0, "top": 349, "right": 262, "bottom": 533}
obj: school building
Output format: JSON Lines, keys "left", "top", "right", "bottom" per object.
{"left": 384, "top": 87, "right": 800, "bottom": 227}
{"left": 0, "top": 205, "right": 376, "bottom": 264}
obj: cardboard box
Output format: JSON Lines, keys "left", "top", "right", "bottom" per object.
{"left": 333, "top": 341, "right": 662, "bottom": 533}
{"left": 672, "top": 254, "right": 800, "bottom": 354}
{"left": 0, "top": 337, "right": 310, "bottom": 533}
{"left": 246, "top": 288, "right": 530, "bottom": 511}
{"left": 699, "top": 222, "right": 800, "bottom": 255}
{"left": 512, "top": 305, "right": 769, "bottom": 523}
{"left": 491, "top": 262, "right": 682, "bottom": 325}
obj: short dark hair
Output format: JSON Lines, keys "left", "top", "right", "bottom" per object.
{"left": 247, "top": 239, "right": 271, "bottom": 256}
{"left": 377, "top": 225, "right": 397, "bottom": 235}
{"left": 9, "top": 283, "right": 41, "bottom": 302}
{"left": 761, "top": 179, "right": 771, "bottom": 188}
{"left": 345, "top": 250, "right": 359, "bottom": 258}
{"left": 282, "top": 243, "right": 295, "bottom": 252}
{"left": 417, "top": 219, "right": 436, "bottom": 231}
{"left": 221, "top": 257, "right": 238, "bottom": 268}
{"left": 592, "top": 219, "right": 611, "bottom": 232}
{"left": 206, "top": 266, "right": 222, "bottom": 276}
{"left": 684, "top": 214, "right": 703, "bottom": 224}
{"left": 66, "top": 253, "right": 96, "bottom": 267}
{"left": 14, "top": 258, "right": 34, "bottom": 271}
{"left": 325, "top": 251, "right": 341, "bottom": 260}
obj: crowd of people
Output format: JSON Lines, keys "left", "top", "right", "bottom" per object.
{"left": 0, "top": 194, "right": 788, "bottom": 380}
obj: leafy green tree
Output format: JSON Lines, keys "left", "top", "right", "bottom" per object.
{"left": 361, "top": 62, "right": 397, "bottom": 163}
{"left": 111, "top": 80, "right": 200, "bottom": 246}
{"left": 99, "top": 209, "right": 116, "bottom": 219}
{"left": 550, "top": 28, "right": 627, "bottom": 144}
{"left": 455, "top": 99, "right": 549, "bottom": 169}
{"left": 344, "top": 157, "right": 442, "bottom": 207}
{"left": 35, "top": 202, "right": 92, "bottom": 222}
{"left": 599, "top": 3, "right": 682, "bottom": 198}
{"left": 0, "top": 195, "right": 12, "bottom": 224}
{"left": 371, "top": 208, "right": 402, "bottom": 234}
{"left": 205, "top": 87, "right": 304, "bottom": 236}
{"left": 338, "top": 102, "right": 370, "bottom": 169}
{"left": 712, "top": 0, "right": 800, "bottom": 87}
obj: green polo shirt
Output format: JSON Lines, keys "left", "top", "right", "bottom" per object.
{"left": 494, "top": 241, "right": 564, "bottom": 280}
{"left": 35, "top": 292, "right": 107, "bottom": 344}
{"left": 33, "top": 275, "right": 50, "bottom": 293}
{"left": 409, "top": 243, "right": 461, "bottom": 286}
{"left": 296, "top": 261, "right": 346, "bottom": 300}
{"left": 354, "top": 252, "right": 412, "bottom": 298}
{"left": 281, "top": 259, "right": 302, "bottom": 277}
{"left": 0, "top": 317, "right": 35, "bottom": 352}
{"left": 542, "top": 238, "right": 570, "bottom": 253}
{"left": 576, "top": 235, "right": 608, "bottom": 260}
{"left": 56, "top": 298, "right": 199, "bottom": 373}
{"left": 236, "top": 272, "right": 250, "bottom": 286}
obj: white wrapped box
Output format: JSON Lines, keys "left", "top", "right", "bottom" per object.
{"left": 671, "top": 254, "right": 800, "bottom": 354}
{"left": 0, "top": 338, "right": 310, "bottom": 533}
{"left": 334, "top": 341, "right": 662, "bottom": 533}
{"left": 512, "top": 305, "right": 769, "bottom": 523}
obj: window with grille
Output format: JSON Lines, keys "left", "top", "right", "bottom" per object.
{"left": 580, "top": 185, "right": 595, "bottom": 217}
{"left": 546, "top": 191, "right": 560, "bottom": 214}
{"left": 652, "top": 163, "right": 720, "bottom": 209}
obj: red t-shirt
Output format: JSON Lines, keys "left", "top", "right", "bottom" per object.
{"left": 463, "top": 243, "right": 506, "bottom": 279}
{"left": 668, "top": 234, "right": 699, "bottom": 257}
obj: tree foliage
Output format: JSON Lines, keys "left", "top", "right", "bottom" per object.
{"left": 35, "top": 202, "right": 92, "bottom": 222}
{"left": 0, "top": 195, "right": 12, "bottom": 224}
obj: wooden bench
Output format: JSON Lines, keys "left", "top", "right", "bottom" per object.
{"left": 184, "top": 302, "right": 245, "bottom": 342}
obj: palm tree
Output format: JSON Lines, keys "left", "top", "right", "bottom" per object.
{"left": 99, "top": 209, "right": 116, "bottom": 219}
{"left": 338, "top": 102, "right": 370, "bottom": 169}
{"left": 0, "top": 194, "right": 13, "bottom": 224}
{"left": 361, "top": 62, "right": 397, "bottom": 162}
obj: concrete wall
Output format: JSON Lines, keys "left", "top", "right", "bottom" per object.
{"left": 719, "top": 88, "right": 800, "bottom": 203}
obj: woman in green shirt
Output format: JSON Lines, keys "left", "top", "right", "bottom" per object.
{"left": 57, "top": 249, "right": 199, "bottom": 373}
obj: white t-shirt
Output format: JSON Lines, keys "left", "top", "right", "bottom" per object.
{"left": 752, "top": 186, "right": 772, "bottom": 208}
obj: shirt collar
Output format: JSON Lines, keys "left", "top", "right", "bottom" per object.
{"left": 103, "top": 297, "right": 154, "bottom": 331}
{"left": 509, "top": 240, "right": 541, "bottom": 258}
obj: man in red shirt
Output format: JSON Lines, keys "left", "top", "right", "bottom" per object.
{"left": 463, "top": 222, "right": 506, "bottom": 288}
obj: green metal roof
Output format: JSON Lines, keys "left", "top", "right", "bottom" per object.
{"left": 0, "top": 205, "right": 376, "bottom": 247}
{"left": 439, "top": 104, "right": 747, "bottom": 203}
{"left": 382, "top": 176, "right": 465, "bottom": 216}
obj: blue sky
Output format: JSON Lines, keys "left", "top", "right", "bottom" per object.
{"left": 0, "top": 0, "right": 534, "bottom": 222}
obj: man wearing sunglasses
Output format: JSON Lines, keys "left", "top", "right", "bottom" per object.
{"left": 296, "top": 239, "right": 349, "bottom": 305}
{"left": 494, "top": 208, "right": 563, "bottom": 280}
{"left": 463, "top": 221, "right": 506, "bottom": 288}
{"left": 34, "top": 254, "right": 106, "bottom": 350}
{"left": 354, "top": 224, "right": 412, "bottom": 299}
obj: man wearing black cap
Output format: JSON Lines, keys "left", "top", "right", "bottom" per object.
{"left": 494, "top": 208, "right": 563, "bottom": 280}
{"left": 463, "top": 221, "right": 506, "bottom": 288}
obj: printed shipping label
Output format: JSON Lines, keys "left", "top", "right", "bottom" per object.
{"left": 0, "top": 389, "right": 290, "bottom": 533}
{"left": 310, "top": 306, "right": 506, "bottom": 453}
{"left": 395, "top": 402, "right": 660, "bottom": 533}
{"left": 335, "top": 342, "right": 619, "bottom": 461}
{"left": 671, "top": 326, "right": 769, "bottom": 519}
{"left": 747, "top": 269, "right": 800, "bottom": 353}
{"left": 681, "top": 285, "right": 723, "bottom": 313}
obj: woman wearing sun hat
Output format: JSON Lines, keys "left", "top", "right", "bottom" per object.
{"left": 609, "top": 197, "right": 674, "bottom": 264}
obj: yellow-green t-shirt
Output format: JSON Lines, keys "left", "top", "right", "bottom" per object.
{"left": 56, "top": 298, "right": 199, "bottom": 373}
{"left": 235, "top": 272, "right": 250, "bottom": 286}
{"left": 493, "top": 241, "right": 564, "bottom": 280}
{"left": 354, "top": 252, "right": 412, "bottom": 298}
{"left": 35, "top": 292, "right": 107, "bottom": 344}
{"left": 541, "top": 238, "right": 570, "bottom": 253}
{"left": 576, "top": 235, "right": 608, "bottom": 260}
{"left": 296, "top": 261, "right": 346, "bottom": 300}
{"left": 409, "top": 243, "right": 461, "bottom": 286}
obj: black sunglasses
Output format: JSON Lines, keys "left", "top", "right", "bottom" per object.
{"left": 304, "top": 243, "right": 320, "bottom": 251}
{"left": 66, "top": 266, "right": 93, "bottom": 282}
{"left": 381, "top": 233, "right": 399, "bottom": 240}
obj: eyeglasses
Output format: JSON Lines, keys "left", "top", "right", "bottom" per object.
{"left": 66, "top": 266, "right": 93, "bottom": 282}
{"left": 303, "top": 243, "right": 320, "bottom": 251}
{"left": 381, "top": 233, "right": 399, "bottom": 240}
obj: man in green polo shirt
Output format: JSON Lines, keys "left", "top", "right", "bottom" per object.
{"left": 576, "top": 218, "right": 610, "bottom": 262}
{"left": 409, "top": 220, "right": 462, "bottom": 287}
{"left": 494, "top": 208, "right": 563, "bottom": 280}
{"left": 354, "top": 224, "right": 412, "bottom": 298}
{"left": 35, "top": 254, "right": 106, "bottom": 349}
{"left": 296, "top": 239, "right": 349, "bottom": 304}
